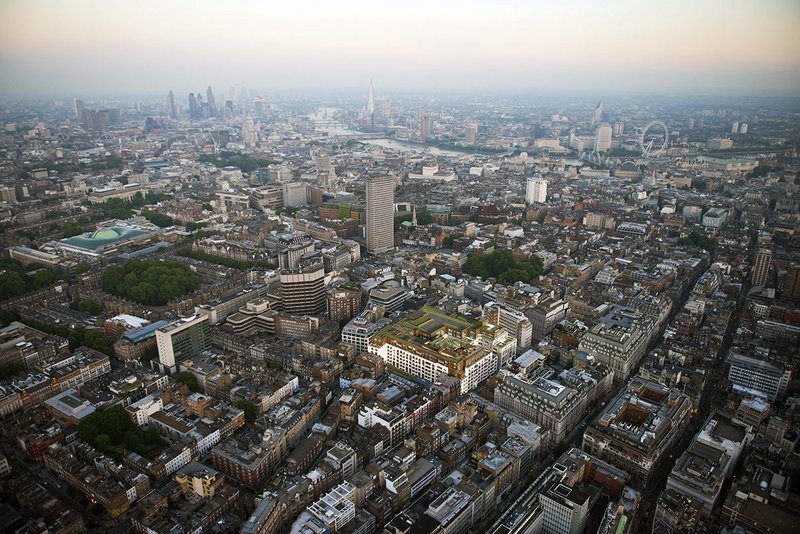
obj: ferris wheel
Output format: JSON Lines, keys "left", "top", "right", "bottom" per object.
{"left": 639, "top": 121, "right": 669, "bottom": 157}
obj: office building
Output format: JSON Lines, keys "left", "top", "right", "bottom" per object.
{"left": 155, "top": 316, "right": 211, "bottom": 373}
{"left": 485, "top": 302, "right": 533, "bottom": 349}
{"left": 175, "top": 462, "right": 224, "bottom": 498}
{"left": 206, "top": 86, "right": 216, "bottom": 116}
{"left": 381, "top": 97, "right": 392, "bottom": 121}
{"left": 166, "top": 91, "right": 176, "bottom": 118}
{"left": 341, "top": 309, "right": 392, "bottom": 353}
{"left": 306, "top": 482, "right": 357, "bottom": 532}
{"left": 720, "top": 462, "right": 800, "bottom": 533}
{"left": 267, "top": 164, "right": 292, "bottom": 183}
{"left": 526, "top": 177, "right": 547, "bottom": 204}
{"left": 421, "top": 114, "right": 432, "bottom": 141}
{"left": 280, "top": 258, "right": 326, "bottom": 315}
{"left": 282, "top": 182, "right": 307, "bottom": 208}
{"left": 368, "top": 306, "right": 514, "bottom": 393}
{"left": 583, "top": 377, "right": 691, "bottom": 485}
{"left": 752, "top": 248, "right": 772, "bottom": 287}
{"left": 495, "top": 364, "right": 613, "bottom": 446}
{"left": 665, "top": 414, "right": 751, "bottom": 514}
{"left": 528, "top": 297, "right": 569, "bottom": 340}
{"left": 464, "top": 123, "right": 477, "bottom": 144}
{"left": 702, "top": 208, "right": 728, "bottom": 228}
{"left": 578, "top": 310, "right": 649, "bottom": 384}
{"left": 535, "top": 448, "right": 628, "bottom": 534}
{"left": 726, "top": 352, "right": 791, "bottom": 402}
{"left": 367, "top": 79, "right": 375, "bottom": 119}
{"left": 416, "top": 488, "right": 476, "bottom": 534}
{"left": 366, "top": 176, "right": 395, "bottom": 255}
{"left": 188, "top": 93, "right": 199, "bottom": 120}
{"left": 592, "top": 101, "right": 603, "bottom": 124}
{"left": 368, "top": 286, "right": 409, "bottom": 314}
{"left": 209, "top": 429, "right": 287, "bottom": 489}
{"left": 594, "top": 124, "right": 612, "bottom": 152}
{"left": 72, "top": 98, "right": 84, "bottom": 118}
{"left": 540, "top": 478, "right": 593, "bottom": 534}
{"left": 328, "top": 286, "right": 362, "bottom": 322}
{"left": 269, "top": 232, "right": 314, "bottom": 270}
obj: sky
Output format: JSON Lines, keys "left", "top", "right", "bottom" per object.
{"left": 1, "top": 0, "right": 799, "bottom": 98}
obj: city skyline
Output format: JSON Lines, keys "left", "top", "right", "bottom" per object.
{"left": 0, "top": 2, "right": 799, "bottom": 533}
{"left": 1, "top": 0, "right": 799, "bottom": 97}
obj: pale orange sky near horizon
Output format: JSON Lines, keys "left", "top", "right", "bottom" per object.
{"left": 1, "top": 0, "right": 799, "bottom": 96}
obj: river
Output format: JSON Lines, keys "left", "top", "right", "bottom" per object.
{"left": 311, "top": 107, "right": 497, "bottom": 157}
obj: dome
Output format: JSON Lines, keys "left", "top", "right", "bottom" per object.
{"left": 91, "top": 228, "right": 122, "bottom": 240}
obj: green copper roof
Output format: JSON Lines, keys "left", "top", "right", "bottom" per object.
{"left": 62, "top": 226, "right": 150, "bottom": 250}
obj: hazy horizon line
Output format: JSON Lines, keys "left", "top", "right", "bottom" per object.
{"left": 2, "top": 86, "right": 799, "bottom": 102}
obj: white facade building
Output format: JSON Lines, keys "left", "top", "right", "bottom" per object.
{"left": 526, "top": 178, "right": 547, "bottom": 204}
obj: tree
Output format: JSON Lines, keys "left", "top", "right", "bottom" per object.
{"left": 32, "top": 269, "right": 55, "bottom": 289}
{"left": 77, "top": 405, "right": 165, "bottom": 460}
{"left": 101, "top": 259, "right": 199, "bottom": 305}
{"left": 678, "top": 232, "right": 713, "bottom": 251}
{"left": 0, "top": 259, "right": 58, "bottom": 301}
{"left": 62, "top": 223, "right": 84, "bottom": 238}
{"left": 142, "top": 210, "right": 174, "bottom": 228}
{"left": 235, "top": 400, "right": 258, "bottom": 423}
{"left": 175, "top": 371, "right": 199, "bottom": 393}
{"left": 75, "top": 262, "right": 91, "bottom": 275}
{"left": 74, "top": 299, "right": 104, "bottom": 315}
{"left": 0, "top": 362, "right": 24, "bottom": 379}
{"left": 0, "top": 271, "right": 27, "bottom": 300}
{"left": 416, "top": 210, "right": 435, "bottom": 225}
{"left": 463, "top": 248, "right": 543, "bottom": 283}
{"left": 198, "top": 151, "right": 276, "bottom": 173}
{"left": 443, "top": 233, "right": 463, "bottom": 249}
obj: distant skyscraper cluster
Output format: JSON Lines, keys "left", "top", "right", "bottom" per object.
{"left": 167, "top": 87, "right": 219, "bottom": 120}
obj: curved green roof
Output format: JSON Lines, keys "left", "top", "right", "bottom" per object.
{"left": 92, "top": 228, "right": 122, "bottom": 240}
{"left": 62, "top": 226, "right": 150, "bottom": 250}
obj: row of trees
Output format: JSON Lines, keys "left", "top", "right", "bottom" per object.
{"left": 19, "top": 317, "right": 114, "bottom": 356}
{"left": 97, "top": 192, "right": 172, "bottom": 220}
{"left": 141, "top": 210, "right": 174, "bottom": 228}
{"left": 0, "top": 259, "right": 57, "bottom": 301}
{"left": 463, "top": 248, "right": 544, "bottom": 284}
{"left": 102, "top": 259, "right": 200, "bottom": 306}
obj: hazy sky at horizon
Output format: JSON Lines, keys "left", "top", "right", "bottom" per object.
{"left": 1, "top": 0, "right": 799, "bottom": 97}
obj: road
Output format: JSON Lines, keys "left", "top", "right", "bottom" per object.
{"left": 633, "top": 241, "right": 752, "bottom": 532}
{"left": 484, "top": 256, "right": 708, "bottom": 534}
